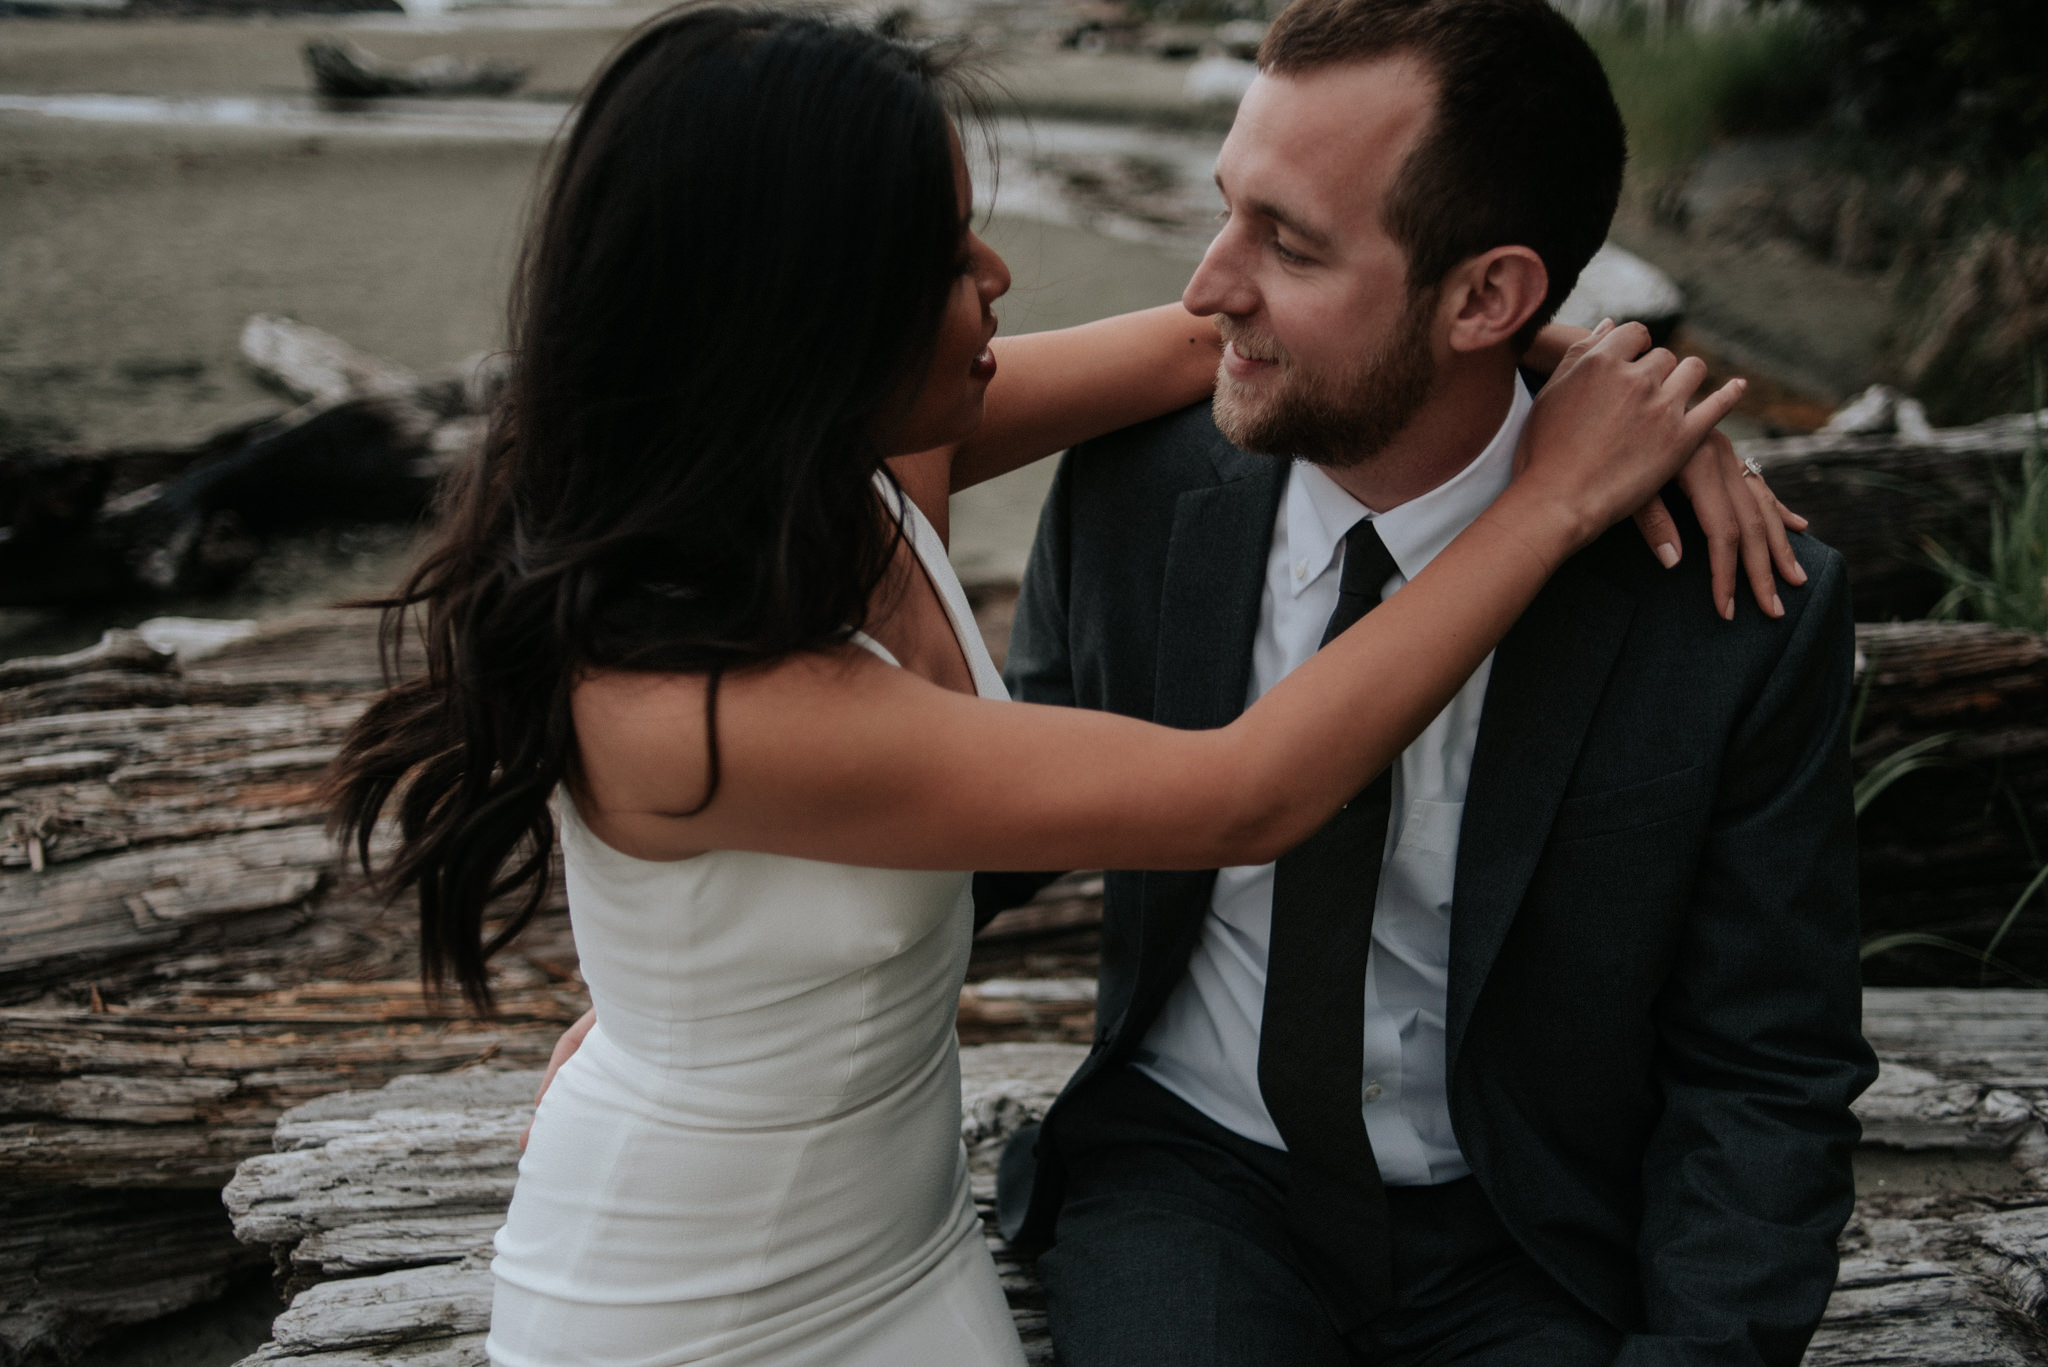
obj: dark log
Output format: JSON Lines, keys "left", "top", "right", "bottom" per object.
{"left": 0, "top": 318, "right": 480, "bottom": 607}
{"left": 240, "top": 315, "right": 421, "bottom": 406}
{"left": 969, "top": 870, "right": 1104, "bottom": 983}
{"left": 1851, "top": 623, "right": 2048, "bottom": 979}
{"left": 1740, "top": 407, "right": 2048, "bottom": 622}
{"left": 302, "top": 41, "right": 528, "bottom": 99}
{"left": 0, "top": 1185, "right": 270, "bottom": 1367}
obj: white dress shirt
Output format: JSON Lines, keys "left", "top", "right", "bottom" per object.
{"left": 1134, "top": 377, "right": 1531, "bottom": 1186}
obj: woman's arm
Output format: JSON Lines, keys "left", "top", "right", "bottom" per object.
{"left": 577, "top": 326, "right": 1743, "bottom": 872}
{"left": 947, "top": 304, "right": 1221, "bottom": 493}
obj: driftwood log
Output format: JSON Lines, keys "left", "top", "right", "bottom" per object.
{"left": 219, "top": 992, "right": 2048, "bottom": 1366}
{"left": 221, "top": 1045, "right": 1081, "bottom": 1366}
{"left": 1742, "top": 407, "right": 2048, "bottom": 622}
{"left": 1852, "top": 622, "right": 2048, "bottom": 981}
{"left": 0, "top": 612, "right": 586, "bottom": 1366}
{"left": 302, "top": 41, "right": 528, "bottom": 99}
{"left": 0, "top": 317, "right": 487, "bottom": 606}
{"left": 0, "top": 1185, "right": 270, "bottom": 1366}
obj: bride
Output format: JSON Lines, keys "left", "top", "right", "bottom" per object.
{"left": 327, "top": 6, "right": 1782, "bottom": 1365}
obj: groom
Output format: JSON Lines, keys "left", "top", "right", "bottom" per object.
{"left": 974, "top": 0, "right": 1874, "bottom": 1363}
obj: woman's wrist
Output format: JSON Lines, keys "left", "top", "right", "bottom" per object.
{"left": 1482, "top": 479, "right": 1595, "bottom": 572}
{"left": 1526, "top": 323, "right": 1592, "bottom": 375}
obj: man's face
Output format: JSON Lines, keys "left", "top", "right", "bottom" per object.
{"left": 1186, "top": 57, "right": 1444, "bottom": 466}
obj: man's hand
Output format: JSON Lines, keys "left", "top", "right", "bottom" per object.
{"left": 521, "top": 1007, "right": 596, "bottom": 1151}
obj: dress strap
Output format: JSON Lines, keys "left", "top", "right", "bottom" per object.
{"left": 868, "top": 470, "right": 1009, "bottom": 701}
{"left": 848, "top": 629, "right": 902, "bottom": 667}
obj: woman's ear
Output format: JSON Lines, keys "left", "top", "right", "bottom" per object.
{"left": 1441, "top": 246, "right": 1549, "bottom": 354}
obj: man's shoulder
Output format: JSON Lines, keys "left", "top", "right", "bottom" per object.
{"left": 1574, "top": 493, "right": 1849, "bottom": 663}
{"left": 1065, "top": 400, "right": 1263, "bottom": 499}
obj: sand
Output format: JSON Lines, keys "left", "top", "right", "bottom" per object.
{"left": 0, "top": 9, "right": 1210, "bottom": 660}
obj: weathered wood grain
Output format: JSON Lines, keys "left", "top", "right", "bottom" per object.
{"left": 0, "top": 1185, "right": 270, "bottom": 1367}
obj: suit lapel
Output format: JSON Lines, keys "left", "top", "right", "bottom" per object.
{"left": 1120, "top": 450, "right": 1283, "bottom": 1048}
{"left": 1447, "top": 554, "right": 1635, "bottom": 1067}
{"left": 1152, "top": 457, "right": 1284, "bottom": 731}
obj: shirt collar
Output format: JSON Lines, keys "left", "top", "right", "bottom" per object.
{"left": 1281, "top": 374, "right": 1531, "bottom": 598}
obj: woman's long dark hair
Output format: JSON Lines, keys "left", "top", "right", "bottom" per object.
{"left": 327, "top": 4, "right": 972, "bottom": 1009}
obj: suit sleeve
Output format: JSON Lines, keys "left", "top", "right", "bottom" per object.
{"left": 1618, "top": 545, "right": 1878, "bottom": 1366}
{"left": 972, "top": 450, "right": 1083, "bottom": 929}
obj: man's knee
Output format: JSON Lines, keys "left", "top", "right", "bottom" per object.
{"left": 1040, "top": 1189, "right": 1348, "bottom": 1367}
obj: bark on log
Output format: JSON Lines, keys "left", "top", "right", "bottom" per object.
{"left": 1740, "top": 407, "right": 2048, "bottom": 622}
{"left": 0, "top": 612, "right": 587, "bottom": 1200}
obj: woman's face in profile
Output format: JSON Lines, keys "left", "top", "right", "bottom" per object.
{"left": 886, "top": 126, "right": 1012, "bottom": 456}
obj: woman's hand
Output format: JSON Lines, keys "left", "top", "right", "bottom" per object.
{"left": 1507, "top": 320, "right": 1747, "bottom": 558}
{"left": 1526, "top": 320, "right": 1806, "bottom": 619}
{"left": 1633, "top": 429, "right": 1809, "bottom": 620}
{"left": 520, "top": 1006, "right": 596, "bottom": 1151}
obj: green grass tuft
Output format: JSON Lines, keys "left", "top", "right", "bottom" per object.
{"left": 1581, "top": 11, "right": 1831, "bottom": 182}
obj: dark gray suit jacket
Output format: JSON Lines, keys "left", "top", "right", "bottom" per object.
{"left": 976, "top": 403, "right": 1876, "bottom": 1366}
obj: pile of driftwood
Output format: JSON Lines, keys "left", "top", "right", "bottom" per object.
{"left": 0, "top": 604, "right": 1101, "bottom": 1364}
{"left": 0, "top": 613, "right": 585, "bottom": 1365}
{"left": 0, "top": 317, "right": 497, "bottom": 607}
{"left": 217, "top": 992, "right": 2048, "bottom": 1366}
{"left": 7, "top": 317, "right": 2048, "bottom": 1358}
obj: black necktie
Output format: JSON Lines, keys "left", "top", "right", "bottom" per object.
{"left": 1258, "top": 518, "right": 1400, "bottom": 1327}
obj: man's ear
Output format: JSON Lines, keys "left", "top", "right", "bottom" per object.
{"left": 1440, "top": 247, "right": 1549, "bottom": 354}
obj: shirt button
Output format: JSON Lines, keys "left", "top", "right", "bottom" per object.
{"left": 1293, "top": 560, "right": 1308, "bottom": 580}
{"left": 1362, "top": 1082, "right": 1385, "bottom": 1103}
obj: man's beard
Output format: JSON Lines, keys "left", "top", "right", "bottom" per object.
{"left": 1211, "top": 285, "right": 1439, "bottom": 468}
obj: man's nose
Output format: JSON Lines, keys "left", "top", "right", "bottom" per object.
{"left": 1183, "top": 228, "right": 1253, "bottom": 320}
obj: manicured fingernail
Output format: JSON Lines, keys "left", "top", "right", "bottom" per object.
{"left": 1771, "top": 594, "right": 1785, "bottom": 618}
{"left": 1791, "top": 562, "right": 1808, "bottom": 584}
{"left": 1654, "top": 542, "right": 1680, "bottom": 569}
{"left": 1721, "top": 597, "right": 1735, "bottom": 621}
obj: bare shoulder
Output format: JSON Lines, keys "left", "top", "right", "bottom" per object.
{"left": 567, "top": 647, "right": 904, "bottom": 859}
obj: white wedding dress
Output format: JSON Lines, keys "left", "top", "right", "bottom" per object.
{"left": 488, "top": 484, "right": 1026, "bottom": 1367}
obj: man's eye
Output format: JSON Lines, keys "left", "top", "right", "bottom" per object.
{"left": 1274, "top": 240, "right": 1308, "bottom": 264}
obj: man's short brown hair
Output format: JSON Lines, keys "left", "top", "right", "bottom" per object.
{"left": 1260, "top": 0, "right": 1626, "bottom": 349}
